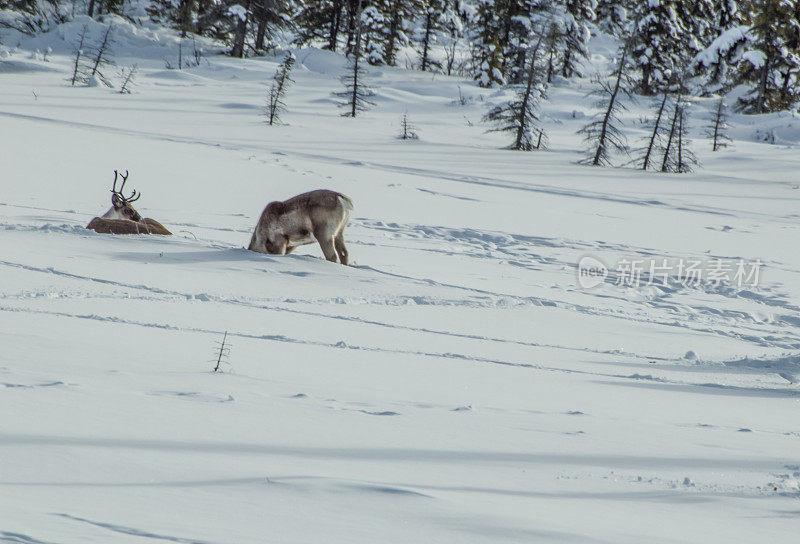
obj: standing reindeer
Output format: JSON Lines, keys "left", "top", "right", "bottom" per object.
{"left": 86, "top": 170, "right": 172, "bottom": 235}
{"left": 248, "top": 190, "right": 353, "bottom": 265}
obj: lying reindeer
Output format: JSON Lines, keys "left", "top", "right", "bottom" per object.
{"left": 86, "top": 170, "right": 172, "bottom": 235}
{"left": 248, "top": 189, "right": 353, "bottom": 265}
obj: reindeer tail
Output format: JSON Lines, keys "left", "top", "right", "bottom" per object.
{"left": 337, "top": 193, "right": 354, "bottom": 212}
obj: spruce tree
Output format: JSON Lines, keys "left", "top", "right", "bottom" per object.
{"left": 560, "top": 0, "right": 595, "bottom": 78}
{"left": 119, "top": 65, "right": 138, "bottom": 94}
{"left": 690, "top": 26, "right": 749, "bottom": 94}
{"left": 483, "top": 40, "right": 548, "bottom": 150}
{"left": 218, "top": 0, "right": 294, "bottom": 57}
{"left": 578, "top": 44, "right": 633, "bottom": 166}
{"left": 594, "top": 0, "right": 630, "bottom": 36}
{"left": 673, "top": 99, "right": 698, "bottom": 173}
{"left": 149, "top": 0, "right": 232, "bottom": 37}
{"left": 381, "top": 0, "right": 420, "bottom": 66}
{"left": 499, "top": 1, "right": 564, "bottom": 85}
{"left": 686, "top": 1, "right": 745, "bottom": 94}
{"left": 737, "top": 0, "right": 800, "bottom": 113}
{"left": 294, "top": 0, "right": 346, "bottom": 51}
{"left": 87, "top": 24, "right": 115, "bottom": 86}
{"left": 266, "top": 52, "right": 295, "bottom": 125}
{"left": 637, "top": 93, "right": 670, "bottom": 171}
{"left": 334, "top": 3, "right": 375, "bottom": 117}
{"left": 497, "top": 0, "right": 535, "bottom": 84}
{"left": 417, "top": 0, "right": 448, "bottom": 72}
{"left": 230, "top": 0, "right": 252, "bottom": 58}
{"left": 252, "top": 0, "right": 292, "bottom": 52}
{"left": 398, "top": 113, "right": 419, "bottom": 139}
{"left": 661, "top": 98, "right": 680, "bottom": 172}
{"left": 360, "top": 5, "right": 388, "bottom": 64}
{"left": 660, "top": 96, "right": 698, "bottom": 173}
{"left": 68, "top": 24, "right": 89, "bottom": 86}
{"left": 473, "top": 0, "right": 505, "bottom": 87}
{"left": 629, "top": 1, "right": 693, "bottom": 95}
{"left": 542, "top": 17, "right": 564, "bottom": 84}
{"left": 344, "top": 0, "right": 364, "bottom": 54}
{"left": 706, "top": 97, "right": 732, "bottom": 151}
{"left": 2, "top": 0, "right": 39, "bottom": 14}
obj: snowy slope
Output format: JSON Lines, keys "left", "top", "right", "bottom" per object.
{"left": 1, "top": 22, "right": 799, "bottom": 544}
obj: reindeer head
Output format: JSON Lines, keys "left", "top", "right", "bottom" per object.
{"left": 102, "top": 170, "right": 142, "bottom": 221}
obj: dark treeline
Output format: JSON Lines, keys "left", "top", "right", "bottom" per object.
{"left": 2, "top": 0, "right": 799, "bottom": 114}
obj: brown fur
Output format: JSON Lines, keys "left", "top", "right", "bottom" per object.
{"left": 86, "top": 217, "right": 172, "bottom": 235}
{"left": 248, "top": 190, "right": 353, "bottom": 265}
{"left": 86, "top": 181, "right": 172, "bottom": 236}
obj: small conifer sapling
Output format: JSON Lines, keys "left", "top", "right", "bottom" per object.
{"left": 706, "top": 97, "right": 731, "bottom": 152}
{"left": 213, "top": 331, "right": 231, "bottom": 372}
{"left": 87, "top": 24, "right": 115, "bottom": 87}
{"left": 398, "top": 113, "right": 419, "bottom": 140}
{"left": 266, "top": 52, "right": 296, "bottom": 126}
{"left": 119, "top": 64, "right": 138, "bottom": 94}
{"left": 69, "top": 25, "right": 89, "bottom": 86}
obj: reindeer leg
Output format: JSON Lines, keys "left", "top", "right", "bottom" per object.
{"left": 334, "top": 231, "right": 349, "bottom": 266}
{"left": 314, "top": 227, "right": 338, "bottom": 263}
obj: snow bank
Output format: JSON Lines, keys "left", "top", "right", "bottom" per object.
{"left": 725, "top": 354, "right": 800, "bottom": 384}
{"left": 3, "top": 13, "right": 223, "bottom": 66}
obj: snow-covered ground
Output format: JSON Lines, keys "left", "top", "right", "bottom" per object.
{"left": 1, "top": 19, "right": 799, "bottom": 543}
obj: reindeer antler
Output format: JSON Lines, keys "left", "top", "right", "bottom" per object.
{"left": 111, "top": 170, "right": 141, "bottom": 203}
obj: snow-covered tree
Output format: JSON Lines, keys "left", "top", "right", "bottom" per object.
{"left": 560, "top": 0, "right": 595, "bottom": 78}
{"left": 147, "top": 0, "right": 211, "bottom": 37}
{"left": 484, "top": 40, "right": 548, "bottom": 150}
{"left": 578, "top": 43, "right": 633, "bottom": 166}
{"left": 381, "top": 0, "right": 420, "bottom": 65}
{"left": 253, "top": 0, "right": 294, "bottom": 52}
{"left": 472, "top": 0, "right": 505, "bottom": 87}
{"left": 86, "top": 0, "right": 126, "bottom": 17}
{"left": 629, "top": 0, "right": 693, "bottom": 95}
{"left": 594, "top": 0, "right": 630, "bottom": 36}
{"left": 688, "top": 0, "right": 746, "bottom": 93}
{"left": 542, "top": 16, "right": 565, "bottom": 83}
{"left": 338, "top": 0, "right": 419, "bottom": 65}
{"left": 147, "top": 0, "right": 293, "bottom": 57}
{"left": 691, "top": 25, "right": 750, "bottom": 93}
{"left": 334, "top": 7, "right": 375, "bottom": 116}
{"left": 494, "top": 0, "right": 530, "bottom": 83}
{"left": 230, "top": 1, "right": 252, "bottom": 57}
{"left": 737, "top": 0, "right": 800, "bottom": 113}
{"left": 498, "top": 0, "right": 561, "bottom": 84}
{"left": 415, "top": 0, "right": 455, "bottom": 71}
{"left": 0, "top": 0, "right": 40, "bottom": 14}
{"left": 360, "top": 4, "right": 389, "bottom": 64}
{"left": 294, "top": 0, "right": 345, "bottom": 50}
{"left": 714, "top": 0, "right": 743, "bottom": 30}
